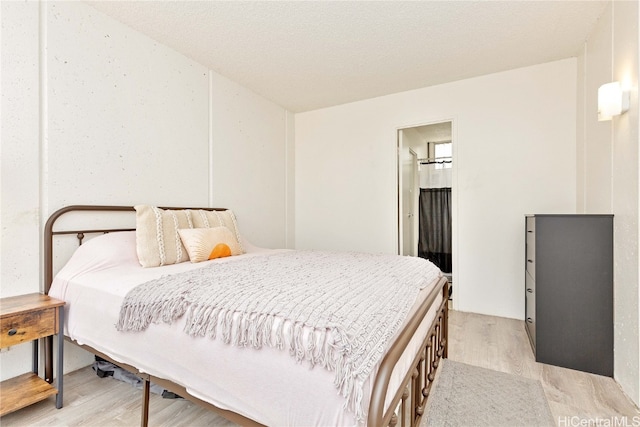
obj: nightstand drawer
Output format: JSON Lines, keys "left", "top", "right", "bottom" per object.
{"left": 0, "top": 308, "right": 57, "bottom": 348}
{"left": 0, "top": 293, "right": 65, "bottom": 415}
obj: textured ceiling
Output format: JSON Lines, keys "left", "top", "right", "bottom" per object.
{"left": 414, "top": 122, "right": 452, "bottom": 142}
{"left": 86, "top": 1, "right": 608, "bottom": 113}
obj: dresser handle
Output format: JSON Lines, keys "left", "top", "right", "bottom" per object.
{"left": 527, "top": 259, "right": 533, "bottom": 263}
{"left": 526, "top": 318, "right": 533, "bottom": 323}
{"left": 527, "top": 288, "right": 533, "bottom": 293}
{"left": 7, "top": 328, "right": 17, "bottom": 336}
{"left": 527, "top": 230, "right": 533, "bottom": 233}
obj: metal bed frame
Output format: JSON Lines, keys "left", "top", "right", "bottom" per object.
{"left": 43, "top": 205, "right": 448, "bottom": 427}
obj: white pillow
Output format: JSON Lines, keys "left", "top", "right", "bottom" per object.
{"left": 178, "top": 227, "right": 243, "bottom": 263}
{"left": 135, "top": 205, "right": 244, "bottom": 267}
{"left": 74, "top": 230, "right": 138, "bottom": 266}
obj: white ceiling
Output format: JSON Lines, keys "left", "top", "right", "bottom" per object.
{"left": 413, "top": 122, "right": 452, "bottom": 143}
{"left": 86, "top": 1, "right": 608, "bottom": 113}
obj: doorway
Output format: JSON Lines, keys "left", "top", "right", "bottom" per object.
{"left": 398, "top": 121, "right": 453, "bottom": 279}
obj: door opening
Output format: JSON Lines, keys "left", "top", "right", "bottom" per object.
{"left": 398, "top": 121, "right": 453, "bottom": 282}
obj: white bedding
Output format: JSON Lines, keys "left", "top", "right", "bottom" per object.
{"left": 49, "top": 231, "right": 443, "bottom": 426}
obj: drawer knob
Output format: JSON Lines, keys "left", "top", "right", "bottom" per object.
{"left": 526, "top": 317, "right": 533, "bottom": 323}
{"left": 527, "top": 288, "right": 533, "bottom": 293}
{"left": 8, "top": 328, "right": 17, "bottom": 336}
{"left": 527, "top": 259, "right": 533, "bottom": 263}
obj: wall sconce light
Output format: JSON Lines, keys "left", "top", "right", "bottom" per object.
{"left": 598, "top": 81, "right": 630, "bottom": 121}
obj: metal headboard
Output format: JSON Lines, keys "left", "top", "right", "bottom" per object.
{"left": 43, "top": 205, "right": 227, "bottom": 294}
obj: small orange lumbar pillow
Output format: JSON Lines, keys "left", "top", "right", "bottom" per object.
{"left": 178, "top": 227, "right": 244, "bottom": 263}
{"left": 209, "top": 243, "right": 232, "bottom": 260}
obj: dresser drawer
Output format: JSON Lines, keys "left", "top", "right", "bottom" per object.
{"left": 0, "top": 308, "right": 57, "bottom": 348}
{"left": 525, "top": 217, "right": 536, "bottom": 280}
{"left": 525, "top": 254, "right": 535, "bottom": 280}
{"left": 525, "top": 291, "right": 536, "bottom": 350}
{"left": 525, "top": 269, "right": 536, "bottom": 350}
{"left": 526, "top": 229, "right": 535, "bottom": 257}
{"left": 526, "top": 216, "right": 535, "bottom": 233}
{"left": 525, "top": 270, "right": 535, "bottom": 294}
{"left": 525, "top": 241, "right": 535, "bottom": 280}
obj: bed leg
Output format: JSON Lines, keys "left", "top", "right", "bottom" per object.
{"left": 140, "top": 374, "right": 150, "bottom": 427}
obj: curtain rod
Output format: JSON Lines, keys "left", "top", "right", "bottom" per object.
{"left": 418, "top": 156, "right": 452, "bottom": 165}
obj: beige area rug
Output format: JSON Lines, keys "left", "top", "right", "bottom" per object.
{"left": 422, "top": 359, "right": 555, "bottom": 427}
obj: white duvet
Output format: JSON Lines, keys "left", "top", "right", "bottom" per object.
{"left": 49, "top": 231, "right": 442, "bottom": 426}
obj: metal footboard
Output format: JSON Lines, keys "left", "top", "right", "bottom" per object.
{"left": 368, "top": 277, "right": 449, "bottom": 427}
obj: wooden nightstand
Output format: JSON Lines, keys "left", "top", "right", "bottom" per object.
{"left": 0, "top": 293, "right": 65, "bottom": 416}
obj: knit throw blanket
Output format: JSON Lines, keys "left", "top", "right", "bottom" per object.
{"left": 116, "top": 250, "right": 441, "bottom": 421}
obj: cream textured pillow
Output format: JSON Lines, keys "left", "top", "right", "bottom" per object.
{"left": 135, "top": 205, "right": 244, "bottom": 267}
{"left": 178, "top": 227, "right": 243, "bottom": 263}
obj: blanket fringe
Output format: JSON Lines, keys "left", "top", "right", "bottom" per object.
{"left": 115, "top": 250, "right": 442, "bottom": 423}
{"left": 118, "top": 302, "right": 368, "bottom": 421}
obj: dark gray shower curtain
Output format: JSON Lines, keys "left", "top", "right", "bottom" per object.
{"left": 418, "top": 187, "right": 452, "bottom": 273}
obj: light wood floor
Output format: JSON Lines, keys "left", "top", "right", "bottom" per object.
{"left": 1, "top": 310, "right": 638, "bottom": 426}
{"left": 449, "top": 311, "right": 639, "bottom": 424}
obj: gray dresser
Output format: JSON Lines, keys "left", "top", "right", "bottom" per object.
{"left": 525, "top": 214, "right": 613, "bottom": 376}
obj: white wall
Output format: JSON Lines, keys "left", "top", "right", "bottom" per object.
{"left": 1, "top": 0, "right": 43, "bottom": 384}
{"left": 581, "top": 5, "right": 614, "bottom": 214}
{"left": 577, "top": 0, "right": 640, "bottom": 407}
{"left": 209, "top": 72, "right": 292, "bottom": 248}
{"left": 45, "top": 1, "right": 210, "bottom": 209}
{"left": 1, "top": 1, "right": 292, "bottom": 381}
{"left": 296, "top": 59, "right": 577, "bottom": 320}
{"left": 400, "top": 127, "right": 427, "bottom": 158}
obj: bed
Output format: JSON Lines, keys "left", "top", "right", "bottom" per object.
{"left": 43, "top": 205, "right": 449, "bottom": 427}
